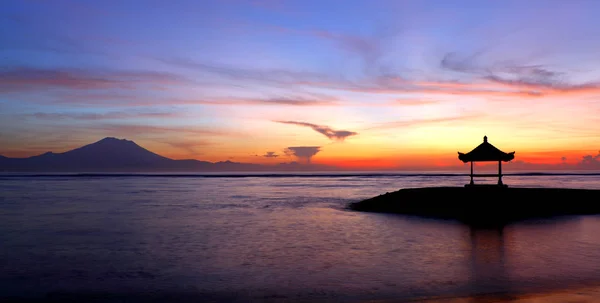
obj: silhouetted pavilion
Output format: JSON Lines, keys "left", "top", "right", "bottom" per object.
{"left": 458, "top": 136, "right": 515, "bottom": 186}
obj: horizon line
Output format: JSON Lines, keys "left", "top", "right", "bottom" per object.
{"left": 2, "top": 171, "right": 600, "bottom": 178}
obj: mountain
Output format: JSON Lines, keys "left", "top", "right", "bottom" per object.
{"left": 0, "top": 137, "right": 283, "bottom": 172}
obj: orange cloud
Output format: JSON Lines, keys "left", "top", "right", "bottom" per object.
{"left": 295, "top": 76, "right": 600, "bottom": 100}
{"left": 366, "top": 114, "right": 483, "bottom": 130}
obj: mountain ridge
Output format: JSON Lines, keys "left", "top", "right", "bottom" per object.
{"left": 0, "top": 137, "right": 336, "bottom": 172}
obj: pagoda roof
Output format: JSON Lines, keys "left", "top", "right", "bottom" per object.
{"left": 458, "top": 136, "right": 515, "bottom": 162}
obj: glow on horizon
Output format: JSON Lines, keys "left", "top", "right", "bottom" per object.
{"left": 1, "top": 0, "right": 600, "bottom": 170}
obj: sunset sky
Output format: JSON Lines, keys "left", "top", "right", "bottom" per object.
{"left": 1, "top": 0, "right": 600, "bottom": 170}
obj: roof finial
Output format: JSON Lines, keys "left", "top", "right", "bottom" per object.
{"left": 483, "top": 135, "right": 488, "bottom": 143}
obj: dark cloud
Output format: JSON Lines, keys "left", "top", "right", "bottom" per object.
{"left": 483, "top": 73, "right": 600, "bottom": 93}
{"left": 262, "top": 151, "right": 279, "bottom": 158}
{"left": 439, "top": 51, "right": 559, "bottom": 83}
{"left": 283, "top": 146, "right": 321, "bottom": 164}
{"left": 503, "top": 65, "right": 561, "bottom": 79}
{"left": 275, "top": 121, "right": 358, "bottom": 141}
{"left": 440, "top": 51, "right": 487, "bottom": 74}
{"left": 439, "top": 51, "right": 600, "bottom": 95}
{"left": 579, "top": 151, "right": 600, "bottom": 169}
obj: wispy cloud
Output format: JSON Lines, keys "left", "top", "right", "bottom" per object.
{"left": 367, "top": 114, "right": 483, "bottom": 130}
{"left": 438, "top": 51, "right": 600, "bottom": 97}
{"left": 392, "top": 99, "right": 444, "bottom": 106}
{"left": 0, "top": 66, "right": 191, "bottom": 92}
{"left": 93, "top": 124, "right": 237, "bottom": 137}
{"left": 192, "top": 96, "right": 339, "bottom": 107}
{"left": 19, "top": 91, "right": 339, "bottom": 108}
{"left": 275, "top": 121, "right": 358, "bottom": 141}
{"left": 155, "top": 56, "right": 550, "bottom": 99}
{"left": 206, "top": 13, "right": 390, "bottom": 67}
{"left": 483, "top": 73, "right": 600, "bottom": 96}
{"left": 156, "top": 56, "right": 332, "bottom": 85}
{"left": 314, "top": 30, "right": 385, "bottom": 68}
{"left": 25, "top": 111, "right": 180, "bottom": 120}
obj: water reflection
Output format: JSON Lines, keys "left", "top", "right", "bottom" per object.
{"left": 467, "top": 226, "right": 513, "bottom": 302}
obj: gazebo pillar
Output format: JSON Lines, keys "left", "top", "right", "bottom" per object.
{"left": 470, "top": 161, "right": 474, "bottom": 185}
{"left": 458, "top": 136, "right": 515, "bottom": 187}
{"left": 498, "top": 161, "right": 503, "bottom": 185}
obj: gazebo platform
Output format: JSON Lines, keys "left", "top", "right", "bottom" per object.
{"left": 464, "top": 183, "right": 508, "bottom": 188}
{"left": 349, "top": 187, "right": 600, "bottom": 226}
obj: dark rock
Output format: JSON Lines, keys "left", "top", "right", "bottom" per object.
{"left": 349, "top": 187, "right": 600, "bottom": 226}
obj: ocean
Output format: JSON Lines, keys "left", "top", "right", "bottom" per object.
{"left": 2, "top": 172, "right": 600, "bottom": 302}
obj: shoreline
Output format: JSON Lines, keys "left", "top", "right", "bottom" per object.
{"left": 412, "top": 285, "right": 600, "bottom": 302}
{"left": 5, "top": 285, "right": 600, "bottom": 303}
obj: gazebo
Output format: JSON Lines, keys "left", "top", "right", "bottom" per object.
{"left": 458, "top": 136, "right": 515, "bottom": 187}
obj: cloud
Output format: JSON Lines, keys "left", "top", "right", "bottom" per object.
{"left": 579, "top": 151, "right": 600, "bottom": 169}
{"left": 283, "top": 146, "right": 321, "bottom": 164}
{"left": 192, "top": 96, "right": 339, "bottom": 107}
{"left": 503, "top": 65, "right": 562, "bottom": 79}
{"left": 25, "top": 111, "right": 179, "bottom": 120}
{"left": 262, "top": 151, "right": 279, "bottom": 158}
{"left": 14, "top": 90, "right": 339, "bottom": 107}
{"left": 0, "top": 66, "right": 191, "bottom": 92}
{"left": 314, "top": 30, "right": 384, "bottom": 67}
{"left": 483, "top": 73, "right": 600, "bottom": 96}
{"left": 92, "top": 124, "right": 236, "bottom": 137}
{"left": 198, "top": 15, "right": 388, "bottom": 68}
{"left": 156, "top": 57, "right": 332, "bottom": 85}
{"left": 367, "top": 114, "right": 483, "bottom": 130}
{"left": 440, "top": 51, "right": 487, "bottom": 74}
{"left": 392, "top": 99, "right": 443, "bottom": 106}
{"left": 438, "top": 51, "right": 600, "bottom": 97}
{"left": 275, "top": 121, "right": 358, "bottom": 141}
{"left": 154, "top": 53, "right": 600, "bottom": 102}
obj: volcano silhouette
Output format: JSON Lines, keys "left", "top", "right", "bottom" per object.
{"left": 0, "top": 137, "right": 332, "bottom": 172}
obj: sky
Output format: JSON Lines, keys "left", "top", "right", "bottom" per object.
{"left": 1, "top": 0, "right": 600, "bottom": 170}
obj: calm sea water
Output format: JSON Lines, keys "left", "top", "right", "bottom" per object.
{"left": 2, "top": 173, "right": 600, "bottom": 302}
